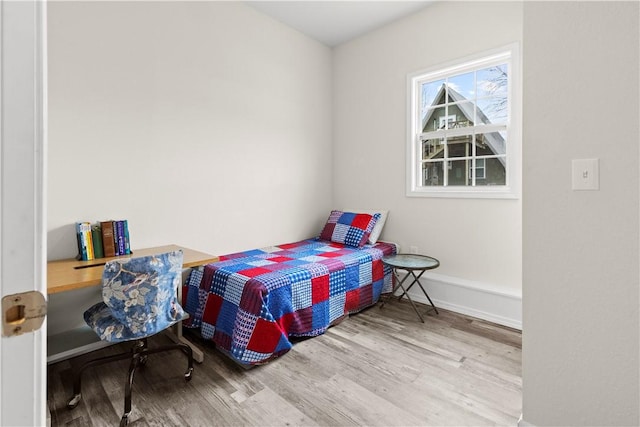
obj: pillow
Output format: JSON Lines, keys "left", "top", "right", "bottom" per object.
{"left": 343, "top": 209, "right": 388, "bottom": 244}
{"left": 319, "top": 210, "right": 380, "bottom": 248}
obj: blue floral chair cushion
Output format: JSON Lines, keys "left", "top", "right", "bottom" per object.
{"left": 84, "top": 250, "right": 186, "bottom": 343}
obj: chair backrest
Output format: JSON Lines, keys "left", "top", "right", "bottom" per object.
{"left": 101, "top": 250, "right": 185, "bottom": 337}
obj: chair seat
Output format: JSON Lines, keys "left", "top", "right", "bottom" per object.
{"left": 84, "top": 301, "right": 187, "bottom": 343}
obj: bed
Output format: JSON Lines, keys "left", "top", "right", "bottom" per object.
{"left": 181, "top": 210, "right": 396, "bottom": 365}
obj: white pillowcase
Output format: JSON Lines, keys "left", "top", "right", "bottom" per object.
{"left": 343, "top": 209, "right": 388, "bottom": 244}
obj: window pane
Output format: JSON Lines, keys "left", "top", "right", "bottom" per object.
{"left": 422, "top": 161, "right": 444, "bottom": 186}
{"left": 422, "top": 137, "right": 445, "bottom": 160}
{"left": 477, "top": 96, "right": 508, "bottom": 125}
{"left": 422, "top": 106, "right": 447, "bottom": 132}
{"left": 448, "top": 101, "right": 474, "bottom": 127}
{"left": 447, "top": 135, "right": 473, "bottom": 158}
{"left": 420, "top": 79, "right": 446, "bottom": 120}
{"left": 474, "top": 157, "right": 506, "bottom": 186}
{"left": 448, "top": 160, "right": 471, "bottom": 186}
{"left": 447, "top": 72, "right": 475, "bottom": 100}
{"left": 470, "top": 158, "right": 486, "bottom": 180}
{"left": 477, "top": 64, "right": 508, "bottom": 98}
{"left": 476, "top": 132, "right": 506, "bottom": 157}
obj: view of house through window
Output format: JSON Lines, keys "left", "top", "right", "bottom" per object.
{"left": 407, "top": 47, "right": 518, "bottom": 197}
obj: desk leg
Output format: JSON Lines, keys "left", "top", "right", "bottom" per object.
{"left": 166, "top": 322, "right": 204, "bottom": 364}
{"left": 165, "top": 268, "right": 205, "bottom": 363}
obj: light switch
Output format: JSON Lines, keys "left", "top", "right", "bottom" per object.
{"left": 572, "top": 158, "right": 599, "bottom": 191}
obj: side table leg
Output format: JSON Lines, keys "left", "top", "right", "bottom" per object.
{"left": 391, "top": 269, "right": 425, "bottom": 323}
{"left": 416, "top": 281, "right": 439, "bottom": 315}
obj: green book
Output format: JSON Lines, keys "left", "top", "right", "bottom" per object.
{"left": 91, "top": 224, "right": 104, "bottom": 258}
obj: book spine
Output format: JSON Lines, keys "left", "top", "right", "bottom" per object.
{"left": 100, "top": 221, "right": 116, "bottom": 257}
{"left": 83, "top": 222, "right": 94, "bottom": 260}
{"left": 113, "top": 221, "right": 120, "bottom": 256}
{"left": 116, "top": 220, "right": 125, "bottom": 256}
{"left": 76, "top": 222, "right": 87, "bottom": 260}
{"left": 92, "top": 224, "right": 104, "bottom": 259}
{"left": 123, "top": 220, "right": 131, "bottom": 255}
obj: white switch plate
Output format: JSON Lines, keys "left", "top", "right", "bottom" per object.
{"left": 572, "top": 158, "right": 599, "bottom": 190}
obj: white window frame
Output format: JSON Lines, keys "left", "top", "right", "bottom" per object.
{"left": 406, "top": 44, "right": 521, "bottom": 199}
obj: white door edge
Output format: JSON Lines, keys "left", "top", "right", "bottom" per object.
{"left": 0, "top": 0, "right": 48, "bottom": 425}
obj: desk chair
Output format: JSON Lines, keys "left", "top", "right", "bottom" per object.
{"left": 67, "top": 250, "right": 194, "bottom": 426}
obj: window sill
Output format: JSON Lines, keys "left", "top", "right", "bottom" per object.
{"left": 406, "top": 186, "right": 519, "bottom": 200}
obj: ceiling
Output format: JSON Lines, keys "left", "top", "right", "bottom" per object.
{"left": 245, "top": 1, "right": 433, "bottom": 47}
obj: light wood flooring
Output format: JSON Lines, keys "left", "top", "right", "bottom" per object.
{"left": 47, "top": 300, "right": 522, "bottom": 426}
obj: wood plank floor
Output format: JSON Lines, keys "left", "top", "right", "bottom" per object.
{"left": 47, "top": 300, "right": 522, "bottom": 426}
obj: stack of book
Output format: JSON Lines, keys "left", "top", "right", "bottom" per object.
{"left": 76, "top": 220, "right": 131, "bottom": 260}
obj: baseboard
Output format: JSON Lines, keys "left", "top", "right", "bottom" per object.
{"left": 398, "top": 271, "right": 522, "bottom": 330}
{"left": 518, "top": 414, "right": 535, "bottom": 427}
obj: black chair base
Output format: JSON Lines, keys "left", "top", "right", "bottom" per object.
{"left": 67, "top": 337, "right": 193, "bottom": 426}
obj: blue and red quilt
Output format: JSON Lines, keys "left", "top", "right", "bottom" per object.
{"left": 182, "top": 238, "right": 396, "bottom": 365}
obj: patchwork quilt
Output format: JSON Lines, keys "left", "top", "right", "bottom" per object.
{"left": 182, "top": 238, "right": 396, "bottom": 365}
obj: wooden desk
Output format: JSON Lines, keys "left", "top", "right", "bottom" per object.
{"left": 47, "top": 244, "right": 218, "bottom": 364}
{"left": 48, "top": 244, "right": 218, "bottom": 293}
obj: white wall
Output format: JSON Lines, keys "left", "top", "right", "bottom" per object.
{"left": 47, "top": 1, "right": 332, "bottom": 334}
{"left": 332, "top": 1, "right": 523, "bottom": 327}
{"left": 522, "top": 2, "right": 639, "bottom": 425}
{"left": 47, "top": 1, "right": 332, "bottom": 260}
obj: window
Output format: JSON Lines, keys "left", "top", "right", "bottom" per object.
{"left": 407, "top": 45, "right": 520, "bottom": 198}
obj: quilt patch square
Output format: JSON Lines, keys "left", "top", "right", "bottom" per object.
{"left": 269, "top": 256, "right": 294, "bottom": 263}
{"left": 372, "top": 259, "right": 385, "bottom": 282}
{"left": 291, "top": 277, "right": 312, "bottom": 311}
{"left": 345, "top": 264, "right": 359, "bottom": 291}
{"left": 239, "top": 280, "right": 266, "bottom": 315}
{"left": 239, "top": 266, "right": 272, "bottom": 278}
{"left": 247, "top": 259, "right": 276, "bottom": 267}
{"left": 201, "top": 322, "right": 215, "bottom": 339}
{"left": 359, "top": 284, "right": 374, "bottom": 307}
{"left": 311, "top": 301, "right": 329, "bottom": 331}
{"left": 247, "top": 317, "right": 287, "bottom": 354}
{"left": 328, "top": 269, "right": 346, "bottom": 297}
{"left": 300, "top": 255, "right": 326, "bottom": 263}
{"left": 223, "top": 273, "right": 250, "bottom": 306}
{"left": 233, "top": 308, "right": 259, "bottom": 349}
{"left": 358, "top": 261, "right": 373, "bottom": 286}
{"left": 328, "top": 294, "right": 346, "bottom": 323}
{"left": 345, "top": 289, "right": 360, "bottom": 312}
{"left": 202, "top": 294, "right": 223, "bottom": 325}
{"left": 288, "top": 306, "right": 314, "bottom": 334}
{"left": 311, "top": 275, "right": 329, "bottom": 304}
{"left": 215, "top": 299, "right": 239, "bottom": 336}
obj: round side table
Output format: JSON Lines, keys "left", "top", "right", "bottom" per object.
{"left": 381, "top": 253, "right": 440, "bottom": 322}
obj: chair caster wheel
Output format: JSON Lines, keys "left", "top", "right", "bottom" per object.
{"left": 120, "top": 414, "right": 129, "bottom": 426}
{"left": 185, "top": 367, "right": 193, "bottom": 381}
{"left": 67, "top": 393, "right": 81, "bottom": 410}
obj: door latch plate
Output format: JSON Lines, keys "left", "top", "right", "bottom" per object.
{"left": 2, "top": 291, "right": 47, "bottom": 337}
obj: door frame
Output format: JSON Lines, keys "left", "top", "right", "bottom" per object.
{"left": 0, "top": 0, "right": 48, "bottom": 425}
